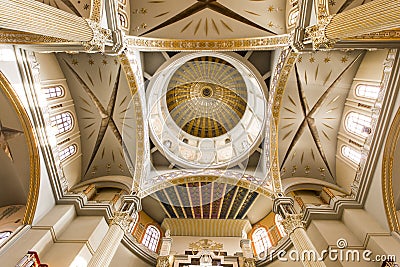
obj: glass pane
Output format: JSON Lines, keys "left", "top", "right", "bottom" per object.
{"left": 341, "top": 146, "right": 361, "bottom": 165}
{"left": 355, "top": 84, "right": 380, "bottom": 100}
{"left": 345, "top": 112, "right": 371, "bottom": 137}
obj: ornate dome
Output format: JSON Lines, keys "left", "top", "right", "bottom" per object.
{"left": 166, "top": 57, "right": 247, "bottom": 138}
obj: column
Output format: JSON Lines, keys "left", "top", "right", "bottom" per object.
{"left": 306, "top": 0, "right": 400, "bottom": 49}
{"left": 88, "top": 195, "right": 141, "bottom": 267}
{"left": 273, "top": 197, "right": 326, "bottom": 267}
{"left": 0, "top": 0, "right": 110, "bottom": 51}
{"left": 240, "top": 239, "right": 256, "bottom": 267}
{"left": 156, "top": 232, "right": 173, "bottom": 267}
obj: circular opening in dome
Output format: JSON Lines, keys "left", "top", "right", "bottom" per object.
{"left": 201, "top": 86, "right": 213, "bottom": 97}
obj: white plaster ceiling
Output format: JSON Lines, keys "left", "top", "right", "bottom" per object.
{"left": 57, "top": 53, "right": 136, "bottom": 181}
{"left": 129, "top": 0, "right": 286, "bottom": 39}
{"left": 278, "top": 50, "right": 363, "bottom": 183}
{"left": 0, "top": 89, "right": 30, "bottom": 207}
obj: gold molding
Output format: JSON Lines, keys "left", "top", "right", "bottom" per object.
{"left": 0, "top": 72, "right": 40, "bottom": 225}
{"left": 382, "top": 105, "right": 400, "bottom": 232}
{"left": 126, "top": 34, "right": 290, "bottom": 51}
{"left": 90, "top": 0, "right": 103, "bottom": 22}
{"left": 268, "top": 47, "right": 299, "bottom": 193}
{"left": 346, "top": 29, "right": 400, "bottom": 41}
{"left": 0, "top": 31, "right": 70, "bottom": 44}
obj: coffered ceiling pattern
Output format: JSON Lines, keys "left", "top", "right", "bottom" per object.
{"left": 278, "top": 50, "right": 364, "bottom": 182}
{"left": 130, "top": 0, "right": 286, "bottom": 39}
{"left": 58, "top": 53, "right": 136, "bottom": 180}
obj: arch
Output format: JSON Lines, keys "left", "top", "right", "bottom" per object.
{"left": 345, "top": 111, "right": 372, "bottom": 137}
{"left": 382, "top": 106, "right": 400, "bottom": 232}
{"left": 50, "top": 111, "right": 74, "bottom": 135}
{"left": 142, "top": 225, "right": 160, "bottom": 252}
{"left": 0, "top": 72, "right": 40, "bottom": 224}
{"left": 252, "top": 227, "right": 271, "bottom": 256}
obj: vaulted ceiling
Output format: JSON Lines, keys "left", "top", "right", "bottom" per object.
{"left": 57, "top": 53, "right": 136, "bottom": 181}
{"left": 278, "top": 50, "right": 363, "bottom": 182}
{"left": 129, "top": 0, "right": 286, "bottom": 39}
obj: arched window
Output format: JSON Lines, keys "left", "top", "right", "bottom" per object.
{"left": 341, "top": 145, "right": 362, "bottom": 165}
{"left": 355, "top": 84, "right": 380, "bottom": 100}
{"left": 252, "top": 227, "right": 271, "bottom": 256}
{"left": 59, "top": 144, "right": 77, "bottom": 162}
{"left": 0, "top": 231, "right": 11, "bottom": 244}
{"left": 42, "top": 85, "right": 65, "bottom": 99}
{"left": 345, "top": 112, "right": 372, "bottom": 137}
{"left": 275, "top": 214, "right": 286, "bottom": 237}
{"left": 142, "top": 225, "right": 160, "bottom": 252}
{"left": 50, "top": 112, "right": 74, "bottom": 135}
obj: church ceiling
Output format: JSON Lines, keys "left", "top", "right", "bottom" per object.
{"left": 152, "top": 181, "right": 259, "bottom": 220}
{"left": 57, "top": 53, "right": 136, "bottom": 180}
{"left": 129, "top": 0, "right": 286, "bottom": 39}
{"left": 278, "top": 50, "right": 363, "bottom": 182}
{"left": 37, "top": 0, "right": 91, "bottom": 17}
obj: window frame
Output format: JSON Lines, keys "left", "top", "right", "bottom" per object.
{"left": 252, "top": 227, "right": 271, "bottom": 256}
{"left": 341, "top": 145, "right": 362, "bottom": 165}
{"left": 42, "top": 85, "right": 65, "bottom": 100}
{"left": 344, "top": 111, "right": 372, "bottom": 138}
{"left": 59, "top": 144, "right": 77, "bottom": 162}
{"left": 0, "top": 231, "right": 12, "bottom": 244}
{"left": 141, "top": 225, "right": 160, "bottom": 252}
{"left": 50, "top": 111, "right": 74, "bottom": 136}
{"left": 275, "top": 214, "right": 286, "bottom": 237}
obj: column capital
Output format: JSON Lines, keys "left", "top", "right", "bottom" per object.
{"left": 156, "top": 256, "right": 170, "bottom": 267}
{"left": 82, "top": 19, "right": 112, "bottom": 52}
{"left": 243, "top": 258, "right": 256, "bottom": 267}
{"left": 281, "top": 213, "right": 304, "bottom": 235}
{"left": 111, "top": 211, "right": 132, "bottom": 230}
{"left": 305, "top": 14, "right": 336, "bottom": 50}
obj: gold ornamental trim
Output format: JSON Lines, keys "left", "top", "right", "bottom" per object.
{"left": 346, "top": 29, "right": 400, "bottom": 41}
{"left": 268, "top": 47, "right": 299, "bottom": 193}
{"left": 382, "top": 105, "right": 400, "bottom": 232}
{"left": 126, "top": 34, "right": 290, "bottom": 51}
{"left": 0, "top": 31, "right": 70, "bottom": 44}
{"left": 89, "top": 0, "right": 103, "bottom": 22}
{"left": 0, "top": 72, "right": 40, "bottom": 225}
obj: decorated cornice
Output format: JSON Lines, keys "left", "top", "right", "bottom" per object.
{"left": 125, "top": 35, "right": 290, "bottom": 51}
{"left": 281, "top": 214, "right": 304, "bottom": 235}
{"left": 82, "top": 19, "right": 112, "bottom": 52}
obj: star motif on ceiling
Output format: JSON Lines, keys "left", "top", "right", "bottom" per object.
{"left": 324, "top": 57, "right": 331, "bottom": 63}
{"left": 309, "top": 57, "right": 315, "bottom": 63}
{"left": 297, "top": 56, "right": 303, "bottom": 63}
{"left": 341, "top": 56, "right": 348, "bottom": 63}
{"left": 140, "top": 0, "right": 277, "bottom": 36}
{"left": 88, "top": 59, "right": 94, "bottom": 65}
{"left": 281, "top": 54, "right": 363, "bottom": 179}
{"left": 64, "top": 61, "right": 134, "bottom": 175}
{"left": 0, "top": 120, "right": 23, "bottom": 162}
